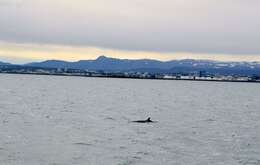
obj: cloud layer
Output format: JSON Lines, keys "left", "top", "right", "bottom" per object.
{"left": 0, "top": 0, "right": 260, "bottom": 59}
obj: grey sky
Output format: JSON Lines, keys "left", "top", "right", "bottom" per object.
{"left": 0, "top": 0, "right": 260, "bottom": 55}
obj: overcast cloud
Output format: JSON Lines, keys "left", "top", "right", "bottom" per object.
{"left": 0, "top": 0, "right": 260, "bottom": 55}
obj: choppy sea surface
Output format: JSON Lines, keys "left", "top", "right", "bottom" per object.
{"left": 0, "top": 74, "right": 260, "bottom": 165}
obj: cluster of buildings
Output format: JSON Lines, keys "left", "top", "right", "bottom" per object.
{"left": 0, "top": 66, "right": 259, "bottom": 82}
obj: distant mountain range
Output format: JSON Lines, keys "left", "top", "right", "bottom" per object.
{"left": 0, "top": 61, "right": 11, "bottom": 66}
{"left": 1, "top": 56, "right": 260, "bottom": 75}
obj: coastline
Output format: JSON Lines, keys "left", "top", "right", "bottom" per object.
{"left": 1, "top": 72, "right": 259, "bottom": 83}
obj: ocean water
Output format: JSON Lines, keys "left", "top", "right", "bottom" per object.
{"left": 0, "top": 74, "right": 260, "bottom": 165}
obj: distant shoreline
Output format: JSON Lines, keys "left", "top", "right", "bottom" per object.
{"left": 1, "top": 72, "right": 260, "bottom": 84}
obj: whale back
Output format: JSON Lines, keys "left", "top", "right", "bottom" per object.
{"left": 132, "top": 117, "right": 155, "bottom": 123}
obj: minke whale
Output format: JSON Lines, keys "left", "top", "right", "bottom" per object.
{"left": 132, "top": 117, "right": 156, "bottom": 123}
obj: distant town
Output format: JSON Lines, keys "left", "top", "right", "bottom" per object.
{"left": 0, "top": 65, "right": 259, "bottom": 83}
{"left": 1, "top": 56, "right": 260, "bottom": 82}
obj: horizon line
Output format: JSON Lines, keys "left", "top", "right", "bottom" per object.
{"left": 1, "top": 55, "right": 260, "bottom": 65}
{"left": 1, "top": 41, "right": 260, "bottom": 64}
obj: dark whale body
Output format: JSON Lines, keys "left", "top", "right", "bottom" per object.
{"left": 132, "top": 117, "right": 155, "bottom": 123}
